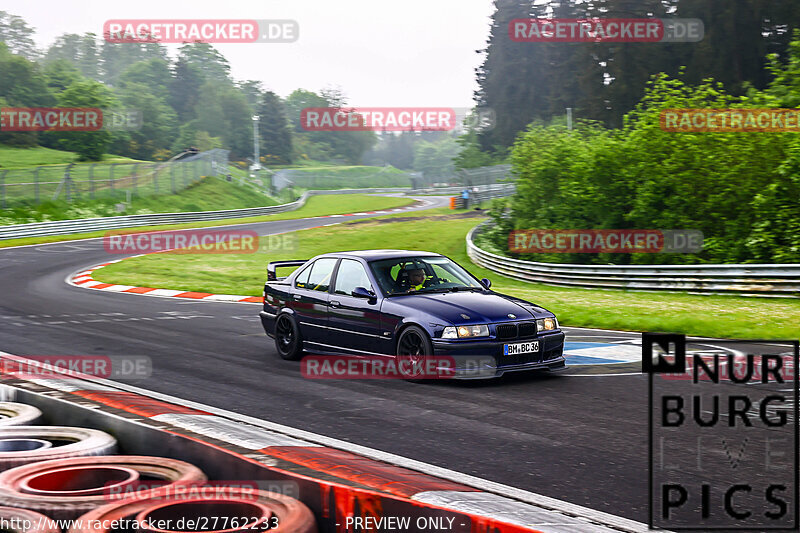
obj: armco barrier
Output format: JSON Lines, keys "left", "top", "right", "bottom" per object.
{"left": 467, "top": 224, "right": 800, "bottom": 297}
{"left": 0, "top": 188, "right": 407, "bottom": 241}
{"left": 0, "top": 184, "right": 516, "bottom": 242}
{"left": 0, "top": 352, "right": 651, "bottom": 533}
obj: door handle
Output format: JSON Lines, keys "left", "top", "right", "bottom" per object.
{"left": 329, "top": 301, "right": 341, "bottom": 308}
{"left": 293, "top": 294, "right": 301, "bottom": 300}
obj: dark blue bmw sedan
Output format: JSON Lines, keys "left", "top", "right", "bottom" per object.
{"left": 259, "top": 250, "right": 566, "bottom": 379}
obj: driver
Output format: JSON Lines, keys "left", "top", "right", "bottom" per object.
{"left": 396, "top": 262, "right": 432, "bottom": 292}
{"left": 407, "top": 268, "right": 427, "bottom": 291}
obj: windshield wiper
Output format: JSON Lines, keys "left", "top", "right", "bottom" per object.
{"left": 447, "top": 286, "right": 483, "bottom": 292}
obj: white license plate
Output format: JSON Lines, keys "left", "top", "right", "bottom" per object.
{"left": 504, "top": 341, "right": 540, "bottom": 356}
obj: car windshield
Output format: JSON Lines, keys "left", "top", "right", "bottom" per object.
{"left": 369, "top": 256, "right": 483, "bottom": 296}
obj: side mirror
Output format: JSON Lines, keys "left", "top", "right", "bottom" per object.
{"left": 480, "top": 278, "right": 492, "bottom": 289}
{"left": 351, "top": 286, "right": 376, "bottom": 299}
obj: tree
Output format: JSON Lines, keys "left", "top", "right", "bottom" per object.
{"left": 238, "top": 80, "right": 263, "bottom": 110}
{"left": 285, "top": 89, "right": 329, "bottom": 132}
{"left": 0, "top": 43, "right": 55, "bottom": 147}
{"left": 194, "top": 80, "right": 252, "bottom": 159}
{"left": 42, "top": 79, "right": 116, "bottom": 160}
{"left": 113, "top": 81, "right": 178, "bottom": 159}
{"left": 175, "top": 43, "right": 230, "bottom": 82}
{"left": 0, "top": 11, "right": 38, "bottom": 60}
{"left": 100, "top": 40, "right": 167, "bottom": 86}
{"left": 118, "top": 58, "right": 172, "bottom": 101}
{"left": 44, "top": 33, "right": 100, "bottom": 79}
{"left": 171, "top": 120, "right": 221, "bottom": 153}
{"left": 258, "top": 91, "right": 293, "bottom": 164}
{"left": 42, "top": 59, "right": 82, "bottom": 93}
{"left": 169, "top": 57, "right": 204, "bottom": 122}
{"left": 413, "top": 138, "right": 460, "bottom": 179}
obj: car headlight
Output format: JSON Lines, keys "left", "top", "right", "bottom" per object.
{"left": 442, "top": 325, "right": 489, "bottom": 338}
{"left": 536, "top": 317, "right": 559, "bottom": 332}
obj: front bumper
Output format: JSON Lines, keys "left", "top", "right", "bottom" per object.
{"left": 431, "top": 331, "right": 566, "bottom": 379}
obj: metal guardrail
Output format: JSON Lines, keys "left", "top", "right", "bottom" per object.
{"left": 0, "top": 188, "right": 409, "bottom": 241}
{"left": 466, "top": 223, "right": 800, "bottom": 297}
{"left": 0, "top": 184, "right": 516, "bottom": 241}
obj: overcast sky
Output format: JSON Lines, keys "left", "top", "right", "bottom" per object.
{"left": 4, "top": 0, "right": 496, "bottom": 108}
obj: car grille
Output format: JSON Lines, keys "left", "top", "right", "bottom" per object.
{"left": 495, "top": 324, "right": 517, "bottom": 340}
{"left": 495, "top": 322, "right": 537, "bottom": 340}
{"left": 518, "top": 322, "right": 537, "bottom": 338}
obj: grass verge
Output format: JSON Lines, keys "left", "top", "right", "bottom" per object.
{"left": 0, "top": 194, "right": 415, "bottom": 249}
{"left": 0, "top": 145, "right": 137, "bottom": 167}
{"left": 94, "top": 215, "right": 800, "bottom": 339}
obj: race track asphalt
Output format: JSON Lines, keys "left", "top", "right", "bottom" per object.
{"left": 0, "top": 196, "right": 795, "bottom": 524}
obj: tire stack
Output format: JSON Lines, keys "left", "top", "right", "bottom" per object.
{"left": 0, "top": 402, "right": 317, "bottom": 533}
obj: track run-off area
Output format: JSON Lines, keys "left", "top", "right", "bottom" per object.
{"left": 0, "top": 194, "right": 794, "bottom": 529}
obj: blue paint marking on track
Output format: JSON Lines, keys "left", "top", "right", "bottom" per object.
{"left": 563, "top": 341, "right": 640, "bottom": 366}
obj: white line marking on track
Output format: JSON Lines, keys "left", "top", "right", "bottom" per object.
{"left": 0, "top": 349, "right": 651, "bottom": 533}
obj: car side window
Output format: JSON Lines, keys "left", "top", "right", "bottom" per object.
{"left": 294, "top": 263, "right": 312, "bottom": 289}
{"left": 334, "top": 259, "right": 373, "bottom": 295}
{"left": 305, "top": 258, "right": 338, "bottom": 292}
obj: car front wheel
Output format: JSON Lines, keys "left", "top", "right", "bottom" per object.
{"left": 396, "top": 325, "right": 434, "bottom": 381}
{"left": 275, "top": 313, "right": 303, "bottom": 361}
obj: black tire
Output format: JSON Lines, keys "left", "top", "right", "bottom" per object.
{"left": 274, "top": 313, "right": 303, "bottom": 361}
{"left": 396, "top": 326, "right": 434, "bottom": 382}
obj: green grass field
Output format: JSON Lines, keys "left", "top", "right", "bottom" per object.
{"left": 94, "top": 215, "right": 800, "bottom": 339}
{"left": 0, "top": 175, "right": 276, "bottom": 224}
{"left": 0, "top": 145, "right": 138, "bottom": 168}
{"left": 0, "top": 194, "right": 416, "bottom": 249}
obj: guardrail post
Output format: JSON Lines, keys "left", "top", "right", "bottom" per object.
{"left": 89, "top": 164, "right": 95, "bottom": 199}
{"left": 0, "top": 170, "right": 6, "bottom": 209}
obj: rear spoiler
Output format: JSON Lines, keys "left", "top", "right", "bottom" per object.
{"left": 267, "top": 260, "right": 308, "bottom": 281}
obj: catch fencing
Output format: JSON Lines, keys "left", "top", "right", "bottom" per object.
{"left": 0, "top": 149, "right": 229, "bottom": 208}
{"left": 467, "top": 223, "right": 800, "bottom": 297}
{"left": 272, "top": 163, "right": 513, "bottom": 192}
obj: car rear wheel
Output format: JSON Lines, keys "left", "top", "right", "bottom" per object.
{"left": 275, "top": 313, "right": 303, "bottom": 361}
{"left": 396, "top": 326, "right": 434, "bottom": 381}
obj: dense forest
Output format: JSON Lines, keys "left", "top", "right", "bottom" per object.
{"left": 0, "top": 12, "right": 461, "bottom": 171}
{"left": 473, "top": 0, "right": 800, "bottom": 264}
{"left": 473, "top": 0, "right": 800, "bottom": 153}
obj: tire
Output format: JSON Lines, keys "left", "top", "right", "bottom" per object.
{"left": 274, "top": 313, "right": 303, "bottom": 361}
{"left": 0, "top": 427, "right": 116, "bottom": 472}
{"left": 396, "top": 325, "right": 435, "bottom": 382}
{"left": 0, "top": 404, "right": 42, "bottom": 427}
{"left": 69, "top": 488, "right": 317, "bottom": 533}
{"left": 0, "top": 506, "right": 60, "bottom": 533}
{"left": 0, "top": 456, "right": 206, "bottom": 520}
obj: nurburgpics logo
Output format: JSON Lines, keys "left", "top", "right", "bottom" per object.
{"left": 645, "top": 333, "right": 799, "bottom": 530}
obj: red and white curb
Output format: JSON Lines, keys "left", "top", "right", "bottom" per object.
{"left": 66, "top": 201, "right": 435, "bottom": 304}
{"left": 69, "top": 261, "right": 265, "bottom": 304}
{"left": 0, "top": 351, "right": 652, "bottom": 533}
